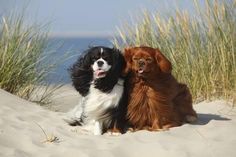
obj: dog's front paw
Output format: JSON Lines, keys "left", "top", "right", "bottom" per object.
{"left": 93, "top": 121, "right": 102, "bottom": 135}
{"left": 70, "top": 127, "right": 91, "bottom": 135}
{"left": 63, "top": 117, "right": 82, "bottom": 126}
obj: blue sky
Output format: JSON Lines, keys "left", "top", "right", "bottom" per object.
{"left": 0, "top": 0, "right": 202, "bottom": 37}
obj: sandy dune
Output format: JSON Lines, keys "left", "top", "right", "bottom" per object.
{"left": 0, "top": 88, "right": 236, "bottom": 157}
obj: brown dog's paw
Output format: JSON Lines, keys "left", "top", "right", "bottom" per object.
{"left": 186, "top": 115, "right": 198, "bottom": 123}
{"left": 105, "top": 128, "right": 122, "bottom": 136}
{"left": 149, "top": 128, "right": 169, "bottom": 132}
{"left": 106, "top": 131, "right": 122, "bottom": 136}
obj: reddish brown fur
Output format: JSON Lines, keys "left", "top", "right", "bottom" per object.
{"left": 124, "top": 46, "right": 197, "bottom": 131}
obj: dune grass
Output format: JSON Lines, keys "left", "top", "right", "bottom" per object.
{"left": 0, "top": 13, "right": 64, "bottom": 104}
{"left": 114, "top": 0, "right": 236, "bottom": 102}
{"left": 34, "top": 122, "right": 60, "bottom": 143}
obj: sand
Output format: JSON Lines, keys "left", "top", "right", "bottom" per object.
{"left": 0, "top": 87, "right": 236, "bottom": 157}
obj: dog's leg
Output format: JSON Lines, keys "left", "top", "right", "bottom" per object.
{"left": 149, "top": 118, "right": 159, "bottom": 130}
{"left": 186, "top": 115, "right": 198, "bottom": 123}
{"left": 64, "top": 98, "right": 85, "bottom": 125}
{"left": 94, "top": 121, "right": 102, "bottom": 135}
{"left": 174, "top": 84, "right": 197, "bottom": 123}
{"left": 106, "top": 121, "right": 122, "bottom": 136}
{"left": 148, "top": 118, "right": 169, "bottom": 131}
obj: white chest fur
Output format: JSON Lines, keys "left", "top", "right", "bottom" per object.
{"left": 83, "top": 79, "right": 124, "bottom": 120}
{"left": 66, "top": 79, "right": 124, "bottom": 135}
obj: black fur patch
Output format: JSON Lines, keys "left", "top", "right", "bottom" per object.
{"left": 69, "top": 46, "right": 125, "bottom": 95}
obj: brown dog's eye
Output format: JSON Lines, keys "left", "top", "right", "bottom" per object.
{"left": 146, "top": 58, "right": 153, "bottom": 63}
{"left": 132, "top": 57, "right": 139, "bottom": 61}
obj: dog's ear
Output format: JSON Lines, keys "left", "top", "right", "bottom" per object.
{"left": 112, "top": 47, "right": 125, "bottom": 73}
{"left": 155, "top": 48, "right": 172, "bottom": 73}
{"left": 81, "top": 50, "right": 92, "bottom": 69}
{"left": 123, "top": 47, "right": 134, "bottom": 75}
{"left": 69, "top": 50, "right": 93, "bottom": 96}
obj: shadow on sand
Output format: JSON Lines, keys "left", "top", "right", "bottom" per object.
{"left": 194, "top": 113, "right": 231, "bottom": 125}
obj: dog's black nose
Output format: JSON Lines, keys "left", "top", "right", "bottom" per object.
{"left": 138, "top": 60, "right": 145, "bottom": 67}
{"left": 97, "top": 61, "right": 104, "bottom": 67}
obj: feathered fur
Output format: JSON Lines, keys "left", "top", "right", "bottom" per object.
{"left": 65, "top": 46, "right": 127, "bottom": 135}
{"left": 124, "top": 46, "right": 197, "bottom": 131}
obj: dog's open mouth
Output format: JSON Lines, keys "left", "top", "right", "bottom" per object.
{"left": 137, "top": 68, "right": 150, "bottom": 77}
{"left": 138, "top": 68, "right": 144, "bottom": 74}
{"left": 137, "top": 67, "right": 146, "bottom": 74}
{"left": 94, "top": 69, "right": 107, "bottom": 78}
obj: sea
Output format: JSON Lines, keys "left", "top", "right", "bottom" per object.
{"left": 45, "top": 36, "right": 115, "bottom": 84}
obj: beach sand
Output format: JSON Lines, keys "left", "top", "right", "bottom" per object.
{"left": 0, "top": 87, "right": 236, "bottom": 157}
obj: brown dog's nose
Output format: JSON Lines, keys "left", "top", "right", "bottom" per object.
{"left": 138, "top": 59, "right": 145, "bottom": 67}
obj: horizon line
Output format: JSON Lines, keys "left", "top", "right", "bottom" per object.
{"left": 49, "top": 31, "right": 121, "bottom": 38}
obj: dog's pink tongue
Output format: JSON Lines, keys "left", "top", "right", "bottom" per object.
{"left": 95, "top": 70, "right": 106, "bottom": 76}
{"left": 138, "top": 69, "right": 144, "bottom": 74}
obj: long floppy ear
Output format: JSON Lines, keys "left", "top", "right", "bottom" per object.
{"left": 111, "top": 47, "right": 125, "bottom": 76}
{"left": 123, "top": 47, "right": 134, "bottom": 75}
{"left": 155, "top": 48, "right": 172, "bottom": 73}
{"left": 69, "top": 50, "right": 93, "bottom": 96}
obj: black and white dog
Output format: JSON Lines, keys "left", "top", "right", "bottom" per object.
{"left": 65, "top": 46, "right": 126, "bottom": 135}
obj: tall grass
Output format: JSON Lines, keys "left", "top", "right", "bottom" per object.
{"left": 0, "top": 13, "right": 63, "bottom": 104}
{"left": 114, "top": 0, "right": 236, "bottom": 102}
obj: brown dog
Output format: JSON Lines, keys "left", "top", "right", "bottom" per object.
{"left": 124, "top": 46, "right": 197, "bottom": 131}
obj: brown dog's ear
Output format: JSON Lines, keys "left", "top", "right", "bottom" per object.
{"left": 123, "top": 47, "right": 133, "bottom": 75}
{"left": 155, "top": 48, "right": 172, "bottom": 73}
{"left": 124, "top": 47, "right": 133, "bottom": 61}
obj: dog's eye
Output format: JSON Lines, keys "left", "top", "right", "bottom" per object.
{"left": 92, "top": 56, "right": 99, "bottom": 61}
{"left": 132, "top": 57, "right": 139, "bottom": 61}
{"left": 102, "top": 56, "right": 108, "bottom": 60}
{"left": 146, "top": 58, "right": 153, "bottom": 63}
